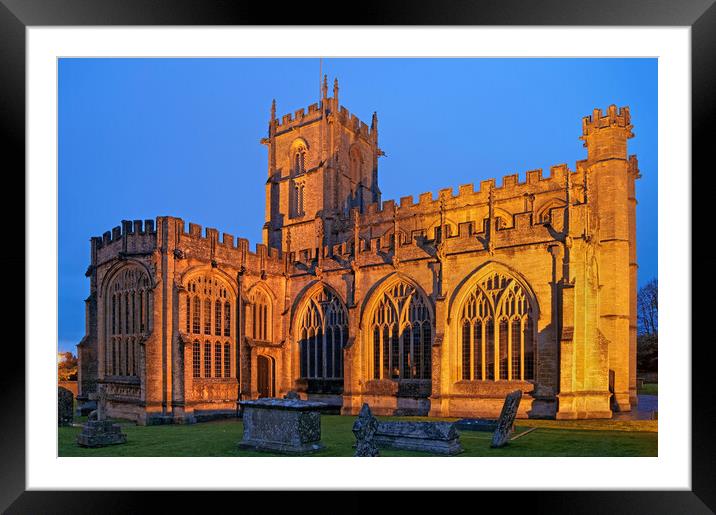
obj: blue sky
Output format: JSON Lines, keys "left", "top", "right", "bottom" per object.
{"left": 58, "top": 58, "right": 657, "bottom": 354}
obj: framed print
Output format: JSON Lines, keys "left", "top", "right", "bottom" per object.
{"left": 2, "top": 0, "right": 712, "bottom": 512}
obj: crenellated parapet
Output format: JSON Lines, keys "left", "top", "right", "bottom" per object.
{"left": 335, "top": 105, "right": 373, "bottom": 140}
{"left": 581, "top": 105, "right": 632, "bottom": 137}
{"left": 272, "top": 98, "right": 375, "bottom": 143}
{"left": 274, "top": 101, "right": 324, "bottom": 135}
{"left": 92, "top": 216, "right": 292, "bottom": 278}
{"left": 284, "top": 198, "right": 588, "bottom": 272}
{"left": 92, "top": 219, "right": 158, "bottom": 265}
{"left": 346, "top": 163, "right": 585, "bottom": 228}
{"left": 95, "top": 219, "right": 156, "bottom": 248}
{"left": 175, "top": 219, "right": 287, "bottom": 275}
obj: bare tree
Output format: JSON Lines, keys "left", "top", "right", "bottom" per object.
{"left": 637, "top": 278, "right": 658, "bottom": 336}
{"left": 637, "top": 279, "right": 658, "bottom": 373}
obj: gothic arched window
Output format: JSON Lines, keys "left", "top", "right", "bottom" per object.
{"left": 291, "top": 180, "right": 305, "bottom": 218}
{"left": 371, "top": 280, "right": 432, "bottom": 380}
{"left": 105, "top": 266, "right": 151, "bottom": 377}
{"left": 298, "top": 287, "right": 348, "bottom": 380}
{"left": 186, "top": 274, "right": 234, "bottom": 378}
{"left": 459, "top": 271, "right": 535, "bottom": 381}
{"left": 251, "top": 289, "right": 271, "bottom": 342}
{"left": 294, "top": 146, "right": 306, "bottom": 176}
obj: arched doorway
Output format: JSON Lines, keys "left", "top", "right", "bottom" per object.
{"left": 257, "top": 355, "right": 275, "bottom": 398}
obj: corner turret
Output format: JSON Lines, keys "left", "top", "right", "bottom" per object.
{"left": 580, "top": 105, "right": 633, "bottom": 162}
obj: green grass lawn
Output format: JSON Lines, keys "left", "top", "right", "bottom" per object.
{"left": 59, "top": 415, "right": 657, "bottom": 457}
{"left": 638, "top": 383, "right": 658, "bottom": 396}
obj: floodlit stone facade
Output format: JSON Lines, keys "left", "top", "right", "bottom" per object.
{"left": 77, "top": 78, "right": 639, "bottom": 424}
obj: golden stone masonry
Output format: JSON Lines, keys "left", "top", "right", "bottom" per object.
{"left": 77, "top": 78, "right": 639, "bottom": 424}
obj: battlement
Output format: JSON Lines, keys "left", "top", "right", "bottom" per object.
{"left": 287, "top": 178, "right": 587, "bottom": 266}
{"left": 95, "top": 219, "right": 156, "bottom": 248}
{"left": 345, "top": 202, "right": 570, "bottom": 259}
{"left": 358, "top": 163, "right": 580, "bottom": 224}
{"left": 93, "top": 217, "right": 287, "bottom": 273}
{"left": 275, "top": 100, "right": 325, "bottom": 131}
{"left": 273, "top": 97, "right": 376, "bottom": 142}
{"left": 581, "top": 105, "right": 633, "bottom": 137}
{"left": 178, "top": 219, "right": 284, "bottom": 264}
{"left": 336, "top": 104, "right": 376, "bottom": 139}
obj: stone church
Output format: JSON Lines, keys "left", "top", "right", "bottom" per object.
{"left": 77, "top": 77, "right": 640, "bottom": 424}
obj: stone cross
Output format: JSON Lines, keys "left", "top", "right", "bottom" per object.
{"left": 96, "top": 384, "right": 108, "bottom": 421}
{"left": 352, "top": 403, "right": 379, "bottom": 457}
{"left": 490, "top": 390, "right": 522, "bottom": 448}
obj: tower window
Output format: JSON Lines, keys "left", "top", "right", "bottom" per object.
{"left": 294, "top": 149, "right": 306, "bottom": 175}
{"left": 292, "top": 180, "right": 305, "bottom": 218}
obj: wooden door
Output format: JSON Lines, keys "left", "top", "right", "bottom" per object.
{"left": 257, "top": 355, "right": 274, "bottom": 398}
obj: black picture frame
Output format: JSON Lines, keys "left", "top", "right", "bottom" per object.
{"left": 1, "top": 1, "right": 711, "bottom": 512}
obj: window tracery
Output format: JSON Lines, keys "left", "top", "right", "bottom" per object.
{"left": 371, "top": 281, "right": 432, "bottom": 380}
{"left": 106, "top": 266, "right": 151, "bottom": 377}
{"left": 251, "top": 289, "right": 271, "bottom": 342}
{"left": 459, "top": 271, "right": 535, "bottom": 381}
{"left": 186, "top": 274, "right": 234, "bottom": 378}
{"left": 298, "top": 287, "right": 348, "bottom": 379}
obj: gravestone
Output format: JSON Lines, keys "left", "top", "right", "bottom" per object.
{"left": 490, "top": 390, "right": 522, "bottom": 448}
{"left": 238, "top": 398, "right": 326, "bottom": 454}
{"left": 58, "top": 386, "right": 74, "bottom": 427}
{"left": 352, "top": 403, "right": 379, "bottom": 457}
{"left": 374, "top": 420, "right": 463, "bottom": 455}
{"left": 76, "top": 385, "right": 127, "bottom": 448}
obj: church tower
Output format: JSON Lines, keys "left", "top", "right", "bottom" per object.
{"left": 261, "top": 77, "right": 382, "bottom": 252}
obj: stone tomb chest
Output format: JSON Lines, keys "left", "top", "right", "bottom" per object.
{"left": 374, "top": 420, "right": 463, "bottom": 455}
{"left": 238, "top": 398, "right": 327, "bottom": 454}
